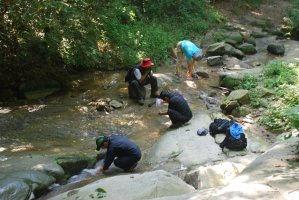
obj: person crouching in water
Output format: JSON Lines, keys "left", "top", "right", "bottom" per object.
{"left": 158, "top": 90, "right": 193, "bottom": 128}
{"left": 96, "top": 135, "right": 141, "bottom": 173}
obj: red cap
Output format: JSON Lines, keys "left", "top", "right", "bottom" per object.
{"left": 140, "top": 58, "right": 154, "bottom": 68}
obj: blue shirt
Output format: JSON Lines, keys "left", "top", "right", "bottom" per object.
{"left": 180, "top": 40, "right": 201, "bottom": 61}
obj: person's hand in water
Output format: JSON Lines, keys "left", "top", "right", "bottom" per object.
{"left": 96, "top": 167, "right": 105, "bottom": 174}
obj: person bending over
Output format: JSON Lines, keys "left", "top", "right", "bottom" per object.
{"left": 158, "top": 90, "right": 193, "bottom": 127}
{"left": 96, "top": 135, "right": 141, "bottom": 173}
{"left": 176, "top": 40, "right": 203, "bottom": 79}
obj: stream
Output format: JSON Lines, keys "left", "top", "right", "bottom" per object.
{"left": 1, "top": 35, "right": 298, "bottom": 198}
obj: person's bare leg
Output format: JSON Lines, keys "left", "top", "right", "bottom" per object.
{"left": 176, "top": 51, "right": 184, "bottom": 78}
{"left": 188, "top": 60, "right": 199, "bottom": 79}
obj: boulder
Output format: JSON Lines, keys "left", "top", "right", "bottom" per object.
{"left": 32, "top": 163, "right": 65, "bottom": 182}
{"left": 0, "top": 178, "right": 32, "bottom": 200}
{"left": 206, "top": 56, "right": 223, "bottom": 66}
{"left": 226, "top": 89, "right": 250, "bottom": 105}
{"left": 146, "top": 112, "right": 223, "bottom": 170}
{"left": 109, "top": 100, "right": 123, "bottom": 109}
{"left": 225, "top": 31, "right": 243, "bottom": 44}
{"left": 55, "top": 153, "right": 94, "bottom": 177}
{"left": 237, "top": 43, "right": 257, "bottom": 55}
{"left": 267, "top": 43, "right": 285, "bottom": 55}
{"left": 231, "top": 105, "right": 251, "bottom": 117}
{"left": 220, "top": 100, "right": 239, "bottom": 114}
{"left": 6, "top": 170, "right": 55, "bottom": 194}
{"left": 184, "top": 162, "right": 246, "bottom": 189}
{"left": 19, "top": 79, "right": 61, "bottom": 100}
{"left": 48, "top": 170, "right": 195, "bottom": 200}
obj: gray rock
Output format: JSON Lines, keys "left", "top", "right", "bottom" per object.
{"left": 146, "top": 112, "right": 223, "bottom": 169}
{"left": 220, "top": 100, "right": 239, "bottom": 114}
{"left": 0, "top": 178, "right": 32, "bottom": 200}
{"left": 55, "top": 153, "right": 93, "bottom": 177}
{"left": 207, "top": 56, "right": 223, "bottom": 66}
{"left": 6, "top": 170, "right": 55, "bottom": 194}
{"left": 32, "top": 163, "right": 65, "bottom": 182}
{"left": 231, "top": 106, "right": 251, "bottom": 117}
{"left": 226, "top": 89, "right": 250, "bottom": 105}
{"left": 237, "top": 43, "right": 257, "bottom": 55}
{"left": 267, "top": 43, "right": 285, "bottom": 55}
{"left": 48, "top": 170, "right": 195, "bottom": 200}
{"left": 109, "top": 100, "right": 123, "bottom": 109}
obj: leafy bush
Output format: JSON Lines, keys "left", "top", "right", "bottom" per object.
{"left": 259, "top": 104, "right": 291, "bottom": 131}
{"left": 145, "top": 0, "right": 224, "bottom": 37}
{"left": 263, "top": 61, "right": 297, "bottom": 88}
{"left": 237, "top": 75, "right": 258, "bottom": 90}
{"left": 249, "top": 89, "right": 263, "bottom": 108}
{"left": 283, "top": 106, "right": 299, "bottom": 129}
{"left": 259, "top": 60, "right": 299, "bottom": 131}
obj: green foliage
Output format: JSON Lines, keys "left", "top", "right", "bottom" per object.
{"left": 145, "top": 0, "right": 225, "bottom": 37}
{"left": 0, "top": 1, "right": 223, "bottom": 83}
{"left": 263, "top": 61, "right": 297, "bottom": 89}
{"left": 249, "top": 89, "right": 263, "bottom": 108}
{"left": 259, "top": 105, "right": 291, "bottom": 131}
{"left": 237, "top": 75, "right": 258, "bottom": 90}
{"left": 283, "top": 106, "right": 299, "bottom": 129}
{"left": 289, "top": 0, "right": 299, "bottom": 27}
{"left": 95, "top": 188, "right": 107, "bottom": 198}
{"left": 259, "top": 60, "right": 299, "bottom": 131}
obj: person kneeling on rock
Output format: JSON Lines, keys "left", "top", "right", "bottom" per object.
{"left": 158, "top": 90, "right": 193, "bottom": 128}
{"left": 95, "top": 135, "right": 141, "bottom": 173}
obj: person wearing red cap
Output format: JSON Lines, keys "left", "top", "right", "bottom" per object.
{"left": 175, "top": 40, "right": 203, "bottom": 79}
{"left": 128, "top": 58, "right": 159, "bottom": 105}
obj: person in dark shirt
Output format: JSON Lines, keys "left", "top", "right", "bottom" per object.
{"left": 95, "top": 135, "right": 141, "bottom": 173}
{"left": 128, "top": 58, "right": 159, "bottom": 105}
{"left": 158, "top": 90, "right": 193, "bottom": 127}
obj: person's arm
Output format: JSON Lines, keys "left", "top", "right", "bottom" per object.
{"left": 158, "top": 110, "right": 168, "bottom": 115}
{"left": 97, "top": 148, "right": 115, "bottom": 173}
{"left": 139, "top": 69, "right": 151, "bottom": 85}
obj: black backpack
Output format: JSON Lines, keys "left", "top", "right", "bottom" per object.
{"left": 220, "top": 133, "right": 247, "bottom": 151}
{"left": 125, "top": 65, "right": 139, "bottom": 82}
{"left": 209, "top": 118, "right": 233, "bottom": 137}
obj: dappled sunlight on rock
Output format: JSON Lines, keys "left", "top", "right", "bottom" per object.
{"left": 184, "top": 80, "right": 197, "bottom": 89}
{"left": 27, "top": 104, "right": 46, "bottom": 112}
{"left": 0, "top": 147, "right": 7, "bottom": 152}
{"left": 11, "top": 144, "right": 34, "bottom": 152}
{"left": 154, "top": 73, "right": 173, "bottom": 82}
{"left": 0, "top": 107, "right": 11, "bottom": 114}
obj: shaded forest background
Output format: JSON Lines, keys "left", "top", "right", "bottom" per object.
{"left": 1, "top": 0, "right": 299, "bottom": 100}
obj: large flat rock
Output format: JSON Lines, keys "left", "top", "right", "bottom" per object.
{"left": 146, "top": 112, "right": 224, "bottom": 169}
{"left": 48, "top": 170, "right": 195, "bottom": 200}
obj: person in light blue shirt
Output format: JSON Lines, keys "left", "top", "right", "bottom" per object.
{"left": 176, "top": 40, "right": 203, "bottom": 79}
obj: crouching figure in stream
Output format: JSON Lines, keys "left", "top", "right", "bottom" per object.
{"left": 158, "top": 90, "right": 193, "bottom": 128}
{"left": 95, "top": 135, "right": 141, "bottom": 173}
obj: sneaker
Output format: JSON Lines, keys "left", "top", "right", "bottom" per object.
{"left": 169, "top": 123, "right": 183, "bottom": 129}
{"left": 137, "top": 98, "right": 144, "bottom": 105}
{"left": 124, "top": 162, "right": 138, "bottom": 172}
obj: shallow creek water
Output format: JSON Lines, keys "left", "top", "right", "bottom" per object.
{"left": 1, "top": 35, "right": 289, "bottom": 185}
{"left": 0, "top": 62, "right": 220, "bottom": 175}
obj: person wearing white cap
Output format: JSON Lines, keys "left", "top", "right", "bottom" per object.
{"left": 175, "top": 40, "right": 203, "bottom": 79}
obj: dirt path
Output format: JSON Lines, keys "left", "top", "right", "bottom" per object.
{"left": 214, "top": 0, "right": 291, "bottom": 30}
